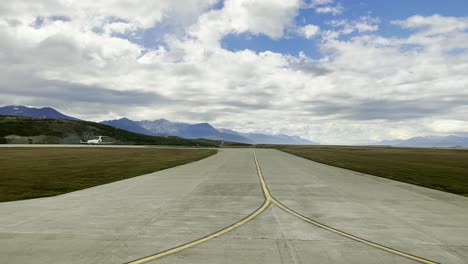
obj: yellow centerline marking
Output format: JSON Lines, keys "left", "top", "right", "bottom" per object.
{"left": 271, "top": 198, "right": 438, "bottom": 264}
{"left": 127, "top": 150, "right": 438, "bottom": 264}
{"left": 127, "top": 201, "right": 271, "bottom": 264}
{"left": 257, "top": 151, "right": 437, "bottom": 264}
{"left": 254, "top": 150, "right": 438, "bottom": 264}
{"left": 127, "top": 152, "right": 273, "bottom": 264}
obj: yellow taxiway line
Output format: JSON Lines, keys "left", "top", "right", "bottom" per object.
{"left": 254, "top": 150, "right": 437, "bottom": 264}
{"left": 271, "top": 197, "right": 438, "bottom": 264}
{"left": 253, "top": 150, "right": 438, "bottom": 264}
{"left": 127, "top": 150, "right": 437, "bottom": 264}
{"left": 127, "top": 152, "right": 273, "bottom": 264}
{"left": 127, "top": 201, "right": 271, "bottom": 264}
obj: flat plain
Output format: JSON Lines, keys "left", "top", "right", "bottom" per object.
{"left": 0, "top": 147, "right": 216, "bottom": 202}
{"left": 278, "top": 145, "right": 468, "bottom": 196}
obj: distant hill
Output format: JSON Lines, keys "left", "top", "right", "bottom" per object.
{"left": 103, "top": 118, "right": 316, "bottom": 144}
{"left": 376, "top": 135, "right": 468, "bottom": 147}
{"left": 0, "top": 115, "right": 221, "bottom": 147}
{"left": 245, "top": 133, "right": 317, "bottom": 145}
{"left": 0, "top": 105, "right": 78, "bottom": 120}
{"left": 182, "top": 123, "right": 218, "bottom": 138}
{"left": 0, "top": 105, "right": 316, "bottom": 145}
{"left": 179, "top": 123, "right": 252, "bottom": 143}
{"left": 101, "top": 118, "right": 155, "bottom": 136}
{"left": 139, "top": 119, "right": 190, "bottom": 135}
{"left": 137, "top": 120, "right": 252, "bottom": 143}
{"left": 219, "top": 129, "right": 318, "bottom": 145}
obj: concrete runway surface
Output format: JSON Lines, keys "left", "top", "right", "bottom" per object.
{"left": 1, "top": 148, "right": 467, "bottom": 263}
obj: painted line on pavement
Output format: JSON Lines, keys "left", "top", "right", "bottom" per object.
{"left": 126, "top": 152, "right": 272, "bottom": 264}
{"left": 127, "top": 150, "right": 438, "bottom": 264}
{"left": 254, "top": 150, "right": 438, "bottom": 264}
{"left": 271, "top": 198, "right": 438, "bottom": 264}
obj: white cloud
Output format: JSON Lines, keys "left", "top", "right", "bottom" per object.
{"left": 429, "top": 120, "right": 468, "bottom": 133}
{"left": 309, "top": 0, "right": 335, "bottom": 5}
{"left": 393, "top": 14, "right": 468, "bottom": 34}
{"left": 0, "top": 2, "right": 468, "bottom": 144}
{"left": 189, "top": 0, "right": 302, "bottom": 46}
{"left": 298, "top": 24, "right": 320, "bottom": 39}
{"left": 303, "top": 0, "right": 343, "bottom": 15}
{"left": 308, "top": 15, "right": 468, "bottom": 143}
{"left": 392, "top": 14, "right": 468, "bottom": 53}
{"left": 314, "top": 3, "right": 343, "bottom": 16}
{"left": 0, "top": 0, "right": 219, "bottom": 31}
{"left": 354, "top": 21, "right": 379, "bottom": 32}
{"left": 328, "top": 16, "right": 380, "bottom": 37}
{"left": 103, "top": 22, "right": 138, "bottom": 36}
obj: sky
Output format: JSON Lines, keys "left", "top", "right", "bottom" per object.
{"left": 0, "top": 0, "right": 467, "bottom": 144}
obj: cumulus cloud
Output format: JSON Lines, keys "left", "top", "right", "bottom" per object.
{"left": 393, "top": 14, "right": 468, "bottom": 33}
{"left": 298, "top": 24, "right": 320, "bottom": 39}
{"left": 0, "top": 0, "right": 218, "bottom": 31}
{"left": 303, "top": 0, "right": 343, "bottom": 15}
{"left": 189, "top": 0, "right": 302, "bottom": 46}
{"left": 0, "top": 2, "right": 467, "bottom": 144}
{"left": 307, "top": 0, "right": 335, "bottom": 5}
{"left": 327, "top": 16, "right": 380, "bottom": 36}
{"left": 314, "top": 4, "right": 344, "bottom": 16}
{"left": 429, "top": 120, "right": 468, "bottom": 133}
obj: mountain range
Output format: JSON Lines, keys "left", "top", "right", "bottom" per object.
{"left": 376, "top": 135, "right": 468, "bottom": 147}
{"left": 0, "top": 105, "right": 78, "bottom": 120}
{"left": 0, "top": 105, "right": 317, "bottom": 145}
{"left": 4, "top": 105, "right": 465, "bottom": 147}
{"left": 0, "top": 115, "right": 221, "bottom": 146}
{"left": 101, "top": 118, "right": 317, "bottom": 145}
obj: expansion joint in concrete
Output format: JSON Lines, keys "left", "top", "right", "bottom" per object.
{"left": 126, "top": 151, "right": 439, "bottom": 264}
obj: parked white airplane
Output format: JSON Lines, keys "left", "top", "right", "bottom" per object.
{"left": 81, "top": 136, "right": 106, "bottom": 144}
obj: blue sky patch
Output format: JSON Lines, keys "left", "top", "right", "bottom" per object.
{"left": 219, "top": 0, "right": 468, "bottom": 58}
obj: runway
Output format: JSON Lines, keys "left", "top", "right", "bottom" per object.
{"left": 1, "top": 149, "right": 467, "bottom": 263}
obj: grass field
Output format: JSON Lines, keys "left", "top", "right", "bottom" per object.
{"left": 277, "top": 145, "right": 468, "bottom": 197}
{"left": 0, "top": 147, "right": 217, "bottom": 202}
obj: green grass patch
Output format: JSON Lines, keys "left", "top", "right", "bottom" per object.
{"left": 277, "top": 145, "right": 468, "bottom": 196}
{"left": 0, "top": 147, "right": 217, "bottom": 202}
